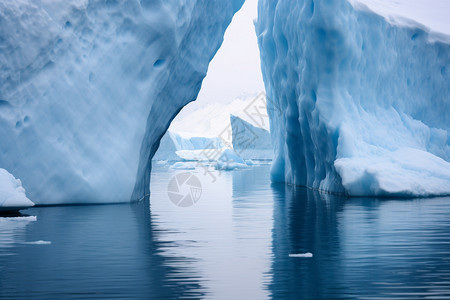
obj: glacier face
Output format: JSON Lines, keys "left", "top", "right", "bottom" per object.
{"left": 0, "top": 0, "right": 243, "bottom": 204}
{"left": 256, "top": 0, "right": 450, "bottom": 196}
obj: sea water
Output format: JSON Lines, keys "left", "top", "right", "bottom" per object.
{"left": 1, "top": 164, "right": 449, "bottom": 299}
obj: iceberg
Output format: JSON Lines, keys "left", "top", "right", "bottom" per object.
{"left": 169, "top": 93, "right": 271, "bottom": 146}
{"left": 215, "top": 148, "right": 249, "bottom": 171}
{"left": 0, "top": 169, "right": 34, "bottom": 211}
{"left": 153, "top": 131, "right": 223, "bottom": 161}
{"left": 152, "top": 132, "right": 181, "bottom": 162}
{"left": 0, "top": 0, "right": 244, "bottom": 204}
{"left": 157, "top": 93, "right": 274, "bottom": 162}
{"left": 230, "top": 114, "right": 273, "bottom": 160}
{"left": 256, "top": 0, "right": 450, "bottom": 197}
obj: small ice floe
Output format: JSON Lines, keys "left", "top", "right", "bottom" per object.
{"left": 0, "top": 216, "right": 37, "bottom": 222}
{"left": 289, "top": 253, "right": 313, "bottom": 258}
{"left": 0, "top": 169, "right": 35, "bottom": 211}
{"left": 23, "top": 240, "right": 51, "bottom": 245}
{"left": 170, "top": 161, "right": 197, "bottom": 170}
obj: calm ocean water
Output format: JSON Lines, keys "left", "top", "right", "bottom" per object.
{"left": 1, "top": 164, "right": 449, "bottom": 299}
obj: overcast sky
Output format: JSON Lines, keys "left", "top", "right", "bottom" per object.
{"left": 189, "top": 0, "right": 450, "bottom": 111}
{"left": 195, "top": 0, "right": 263, "bottom": 106}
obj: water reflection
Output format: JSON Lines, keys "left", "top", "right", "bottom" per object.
{"left": 149, "top": 164, "right": 274, "bottom": 299}
{"left": 0, "top": 200, "right": 204, "bottom": 299}
{"left": 0, "top": 165, "right": 449, "bottom": 299}
{"left": 269, "top": 184, "right": 450, "bottom": 299}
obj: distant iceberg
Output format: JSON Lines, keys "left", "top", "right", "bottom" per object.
{"left": 153, "top": 131, "right": 223, "bottom": 161}
{"left": 215, "top": 149, "right": 249, "bottom": 171}
{"left": 256, "top": 0, "right": 450, "bottom": 197}
{"left": 157, "top": 94, "right": 274, "bottom": 163}
{"left": 230, "top": 115, "right": 273, "bottom": 160}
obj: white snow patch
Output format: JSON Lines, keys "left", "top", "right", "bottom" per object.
{"left": 350, "top": 0, "right": 450, "bottom": 42}
{"left": 0, "top": 169, "right": 35, "bottom": 209}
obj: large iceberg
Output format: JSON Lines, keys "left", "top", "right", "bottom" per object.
{"left": 0, "top": 0, "right": 243, "bottom": 204}
{"left": 256, "top": 0, "right": 450, "bottom": 196}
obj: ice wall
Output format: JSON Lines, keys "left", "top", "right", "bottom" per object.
{"left": 256, "top": 0, "right": 450, "bottom": 196}
{"left": 0, "top": 0, "right": 244, "bottom": 204}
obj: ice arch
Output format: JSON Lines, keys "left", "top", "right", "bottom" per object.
{"left": 0, "top": 0, "right": 244, "bottom": 204}
{"left": 1, "top": 0, "right": 449, "bottom": 204}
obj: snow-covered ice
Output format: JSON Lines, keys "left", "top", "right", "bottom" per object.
{"left": 256, "top": 0, "right": 450, "bottom": 197}
{"left": 0, "top": 0, "right": 243, "bottom": 204}
{"left": 349, "top": 0, "right": 450, "bottom": 41}
{"left": 0, "top": 169, "right": 34, "bottom": 210}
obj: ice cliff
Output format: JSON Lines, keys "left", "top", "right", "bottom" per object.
{"left": 256, "top": 0, "right": 450, "bottom": 196}
{"left": 0, "top": 0, "right": 243, "bottom": 204}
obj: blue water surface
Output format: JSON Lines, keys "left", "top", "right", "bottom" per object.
{"left": 1, "top": 164, "right": 449, "bottom": 299}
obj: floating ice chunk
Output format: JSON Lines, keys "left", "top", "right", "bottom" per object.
{"left": 215, "top": 161, "right": 249, "bottom": 171}
{"left": 23, "top": 240, "right": 52, "bottom": 245}
{"left": 335, "top": 148, "right": 450, "bottom": 197}
{"left": 0, "top": 169, "right": 34, "bottom": 210}
{"left": 245, "top": 160, "right": 255, "bottom": 166}
{"left": 0, "top": 216, "right": 37, "bottom": 223}
{"left": 215, "top": 149, "right": 249, "bottom": 170}
{"left": 289, "top": 253, "right": 313, "bottom": 258}
{"left": 170, "top": 162, "right": 197, "bottom": 170}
